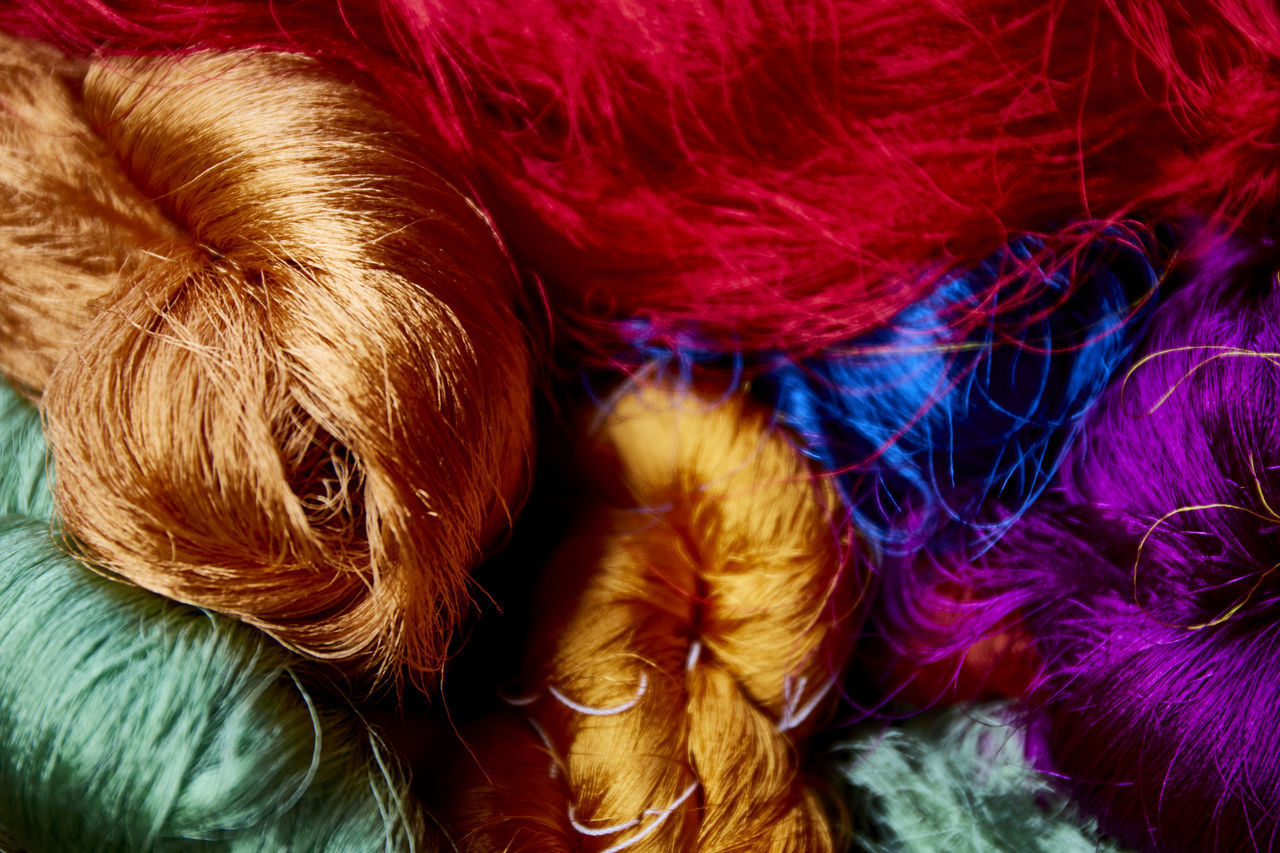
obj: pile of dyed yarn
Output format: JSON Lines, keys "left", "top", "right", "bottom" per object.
{"left": 0, "top": 1, "right": 1276, "bottom": 850}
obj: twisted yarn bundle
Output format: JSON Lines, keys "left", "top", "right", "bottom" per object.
{"left": 445, "top": 384, "right": 858, "bottom": 851}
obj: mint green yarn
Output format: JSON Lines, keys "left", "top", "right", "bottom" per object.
{"left": 0, "top": 383, "right": 52, "bottom": 521}
{"left": 0, "top": 518, "right": 423, "bottom": 852}
{"left": 835, "top": 705, "right": 1127, "bottom": 853}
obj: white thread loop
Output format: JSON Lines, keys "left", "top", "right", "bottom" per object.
{"left": 569, "top": 810, "right": 641, "bottom": 836}
{"left": 778, "top": 673, "right": 837, "bottom": 732}
{"left": 568, "top": 782, "right": 702, "bottom": 853}
{"left": 548, "top": 672, "right": 649, "bottom": 716}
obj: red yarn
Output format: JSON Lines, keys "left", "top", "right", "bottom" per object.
{"left": 385, "top": 0, "right": 1280, "bottom": 356}
{"left": 7, "top": 1, "right": 1277, "bottom": 357}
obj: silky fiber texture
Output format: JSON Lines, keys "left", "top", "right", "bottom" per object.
{"left": 444, "top": 384, "right": 858, "bottom": 852}
{"left": 0, "top": 34, "right": 181, "bottom": 394}
{"left": 636, "top": 230, "right": 1160, "bottom": 557}
{"left": 0, "top": 517, "right": 423, "bottom": 852}
{"left": 382, "top": 0, "right": 1280, "bottom": 355}
{"left": 835, "top": 705, "right": 1124, "bottom": 853}
{"left": 3, "top": 3, "right": 1279, "bottom": 848}
{"left": 0, "top": 36, "right": 535, "bottom": 682}
{"left": 961, "top": 239, "right": 1280, "bottom": 851}
{"left": 4, "top": 2, "right": 1278, "bottom": 355}
{"left": 0, "top": 383, "right": 51, "bottom": 522}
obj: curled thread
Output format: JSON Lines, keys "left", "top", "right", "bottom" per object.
{"left": 1132, "top": 502, "right": 1280, "bottom": 631}
{"left": 590, "top": 784, "right": 701, "bottom": 853}
{"left": 547, "top": 672, "right": 649, "bottom": 716}
{"left": 1121, "top": 345, "right": 1280, "bottom": 416}
{"left": 779, "top": 674, "right": 838, "bottom": 733}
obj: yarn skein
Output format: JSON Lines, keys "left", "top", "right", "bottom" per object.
{"left": 0, "top": 34, "right": 183, "bottom": 394}
{"left": 635, "top": 229, "right": 1161, "bottom": 558}
{"left": 0, "top": 515, "right": 425, "bottom": 852}
{"left": 835, "top": 705, "right": 1126, "bottom": 853}
{"left": 0, "top": 34, "right": 536, "bottom": 682}
{"left": 445, "top": 383, "right": 859, "bottom": 852}
{"left": 4, "top": 1, "right": 1278, "bottom": 356}
{"left": 0, "top": 379, "right": 421, "bottom": 849}
{"left": 954, "top": 238, "right": 1280, "bottom": 851}
{"left": 381, "top": 0, "right": 1278, "bottom": 356}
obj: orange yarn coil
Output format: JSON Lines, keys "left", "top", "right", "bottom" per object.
{"left": 0, "top": 35, "right": 535, "bottom": 683}
{"left": 447, "top": 383, "right": 860, "bottom": 851}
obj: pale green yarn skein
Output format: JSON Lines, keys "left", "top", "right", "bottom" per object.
{"left": 0, "top": 516, "right": 426, "bottom": 852}
{"left": 0, "top": 372, "right": 427, "bottom": 852}
{"left": 0, "top": 383, "right": 52, "bottom": 521}
{"left": 835, "top": 704, "right": 1129, "bottom": 853}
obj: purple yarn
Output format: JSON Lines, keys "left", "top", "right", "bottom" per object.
{"left": 976, "top": 238, "right": 1280, "bottom": 852}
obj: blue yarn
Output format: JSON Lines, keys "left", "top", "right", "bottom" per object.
{"left": 627, "top": 231, "right": 1161, "bottom": 556}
